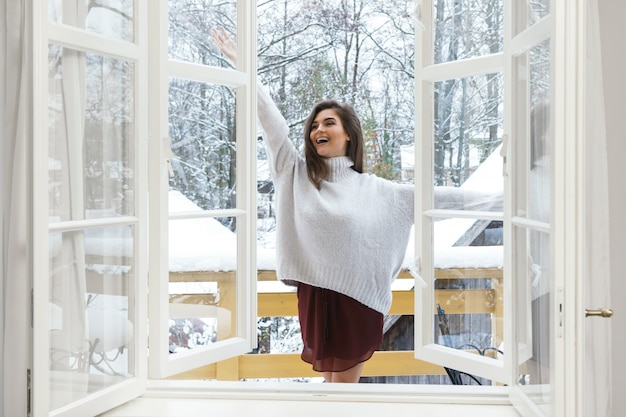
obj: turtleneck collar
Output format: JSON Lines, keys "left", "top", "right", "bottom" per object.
{"left": 325, "top": 156, "right": 356, "bottom": 182}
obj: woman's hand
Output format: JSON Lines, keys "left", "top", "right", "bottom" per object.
{"left": 211, "top": 27, "right": 237, "bottom": 64}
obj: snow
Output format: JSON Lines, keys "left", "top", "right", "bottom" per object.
{"left": 460, "top": 144, "right": 504, "bottom": 193}
{"left": 168, "top": 191, "right": 238, "bottom": 272}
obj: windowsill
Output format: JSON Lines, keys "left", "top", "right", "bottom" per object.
{"left": 99, "top": 380, "right": 521, "bottom": 417}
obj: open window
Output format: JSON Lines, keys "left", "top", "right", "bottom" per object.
{"left": 146, "top": 0, "right": 258, "bottom": 378}
{"left": 32, "top": 1, "right": 258, "bottom": 415}
{"left": 413, "top": 0, "right": 509, "bottom": 384}
{"left": 32, "top": 2, "right": 149, "bottom": 416}
{"left": 29, "top": 0, "right": 591, "bottom": 415}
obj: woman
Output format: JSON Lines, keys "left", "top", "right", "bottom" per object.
{"left": 212, "top": 27, "right": 413, "bottom": 383}
{"left": 211, "top": 27, "right": 499, "bottom": 383}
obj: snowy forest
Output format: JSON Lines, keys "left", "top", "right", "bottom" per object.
{"left": 167, "top": 0, "right": 505, "bottom": 227}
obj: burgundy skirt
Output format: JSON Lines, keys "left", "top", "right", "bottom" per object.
{"left": 297, "top": 282, "right": 383, "bottom": 373}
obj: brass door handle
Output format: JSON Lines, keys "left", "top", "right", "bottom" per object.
{"left": 585, "top": 308, "right": 613, "bottom": 318}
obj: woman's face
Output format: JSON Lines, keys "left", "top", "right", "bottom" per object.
{"left": 309, "top": 109, "right": 350, "bottom": 158}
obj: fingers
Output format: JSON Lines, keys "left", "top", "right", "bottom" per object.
{"left": 211, "top": 26, "right": 237, "bottom": 64}
{"left": 211, "top": 26, "right": 230, "bottom": 47}
{"left": 211, "top": 27, "right": 223, "bottom": 47}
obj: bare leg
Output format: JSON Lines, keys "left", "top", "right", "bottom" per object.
{"left": 323, "top": 362, "right": 365, "bottom": 383}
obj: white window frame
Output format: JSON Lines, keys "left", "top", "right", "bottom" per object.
{"left": 146, "top": 0, "right": 258, "bottom": 378}
{"left": 412, "top": 0, "right": 509, "bottom": 384}
{"left": 32, "top": 2, "right": 150, "bottom": 416}
{"left": 28, "top": 1, "right": 591, "bottom": 416}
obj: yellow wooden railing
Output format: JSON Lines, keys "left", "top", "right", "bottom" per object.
{"left": 167, "top": 268, "right": 503, "bottom": 381}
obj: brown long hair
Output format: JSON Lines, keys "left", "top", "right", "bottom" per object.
{"left": 303, "top": 100, "right": 365, "bottom": 189}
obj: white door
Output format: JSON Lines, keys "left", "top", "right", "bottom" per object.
{"left": 578, "top": 1, "right": 613, "bottom": 416}
{"left": 599, "top": 1, "right": 626, "bottom": 416}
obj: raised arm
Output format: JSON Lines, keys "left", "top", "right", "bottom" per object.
{"left": 434, "top": 186, "right": 503, "bottom": 212}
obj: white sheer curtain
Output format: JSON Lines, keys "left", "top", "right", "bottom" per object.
{"left": 585, "top": 1, "right": 612, "bottom": 416}
{"left": 2, "top": 0, "right": 32, "bottom": 416}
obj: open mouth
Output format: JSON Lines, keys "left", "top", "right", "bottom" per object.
{"left": 316, "top": 137, "right": 329, "bottom": 144}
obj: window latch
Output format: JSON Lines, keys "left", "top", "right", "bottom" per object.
{"left": 500, "top": 133, "right": 509, "bottom": 177}
{"left": 164, "top": 137, "right": 174, "bottom": 178}
{"left": 409, "top": 257, "right": 428, "bottom": 288}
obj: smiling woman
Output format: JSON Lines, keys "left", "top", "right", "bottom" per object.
{"left": 213, "top": 27, "right": 416, "bottom": 383}
{"left": 309, "top": 109, "right": 350, "bottom": 158}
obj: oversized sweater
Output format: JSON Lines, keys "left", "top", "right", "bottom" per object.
{"left": 257, "top": 85, "right": 414, "bottom": 314}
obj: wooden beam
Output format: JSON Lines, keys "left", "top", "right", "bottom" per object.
{"left": 167, "top": 351, "right": 446, "bottom": 380}
{"left": 256, "top": 289, "right": 496, "bottom": 317}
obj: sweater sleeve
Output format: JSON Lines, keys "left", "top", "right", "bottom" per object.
{"left": 257, "top": 84, "right": 300, "bottom": 177}
{"left": 393, "top": 183, "right": 415, "bottom": 223}
{"left": 434, "top": 186, "right": 503, "bottom": 212}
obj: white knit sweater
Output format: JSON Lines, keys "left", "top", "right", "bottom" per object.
{"left": 257, "top": 85, "right": 414, "bottom": 314}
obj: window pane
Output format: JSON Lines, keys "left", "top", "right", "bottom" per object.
{"left": 515, "top": 226, "right": 552, "bottom": 393}
{"left": 514, "top": 0, "right": 551, "bottom": 35}
{"left": 513, "top": 40, "right": 551, "bottom": 221}
{"left": 527, "top": 40, "right": 552, "bottom": 223}
{"left": 513, "top": 37, "right": 552, "bottom": 407}
{"left": 48, "top": 0, "right": 134, "bottom": 42}
{"left": 169, "top": 80, "right": 237, "bottom": 211}
{"left": 168, "top": 213, "right": 238, "bottom": 354}
{"left": 433, "top": 0, "right": 503, "bottom": 64}
{"left": 49, "top": 225, "right": 135, "bottom": 409}
{"left": 433, "top": 73, "right": 503, "bottom": 212}
{"left": 168, "top": 0, "right": 237, "bottom": 67}
{"left": 48, "top": 45, "right": 136, "bottom": 219}
{"left": 433, "top": 216, "right": 504, "bottom": 383}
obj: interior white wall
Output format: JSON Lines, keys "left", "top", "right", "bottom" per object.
{"left": 598, "top": 1, "right": 626, "bottom": 416}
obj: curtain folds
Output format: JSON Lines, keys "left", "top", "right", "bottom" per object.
{"left": 584, "top": 1, "right": 612, "bottom": 416}
{"left": 2, "top": 0, "right": 32, "bottom": 416}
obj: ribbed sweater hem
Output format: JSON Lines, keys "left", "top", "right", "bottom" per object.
{"left": 277, "top": 260, "right": 393, "bottom": 314}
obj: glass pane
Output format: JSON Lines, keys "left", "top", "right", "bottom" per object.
{"left": 513, "top": 40, "right": 551, "bottom": 221}
{"left": 513, "top": 38, "right": 552, "bottom": 409}
{"left": 528, "top": 41, "right": 552, "bottom": 223}
{"left": 49, "top": 225, "right": 135, "bottom": 409}
{"left": 48, "top": 45, "right": 136, "bottom": 219}
{"left": 48, "top": 0, "right": 134, "bottom": 42}
{"left": 515, "top": 226, "right": 552, "bottom": 403}
{"left": 168, "top": 211, "right": 238, "bottom": 354}
{"left": 433, "top": 0, "right": 503, "bottom": 64}
{"left": 169, "top": 80, "right": 237, "bottom": 210}
{"left": 514, "top": 0, "right": 550, "bottom": 35}
{"left": 433, "top": 217, "right": 504, "bottom": 384}
{"left": 168, "top": 0, "right": 237, "bottom": 66}
{"left": 433, "top": 73, "right": 503, "bottom": 212}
